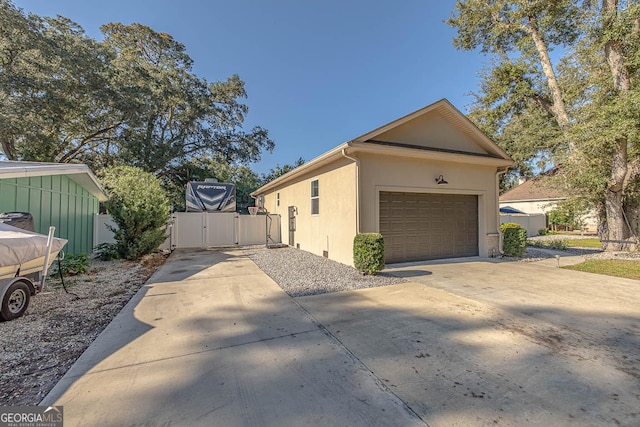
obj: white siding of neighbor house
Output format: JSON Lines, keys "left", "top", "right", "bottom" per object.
{"left": 499, "top": 200, "right": 560, "bottom": 215}
{"left": 500, "top": 200, "right": 599, "bottom": 233}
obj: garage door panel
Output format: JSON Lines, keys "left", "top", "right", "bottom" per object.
{"left": 380, "top": 192, "right": 478, "bottom": 263}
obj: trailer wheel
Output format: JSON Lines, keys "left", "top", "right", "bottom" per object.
{"left": 1, "top": 281, "right": 31, "bottom": 321}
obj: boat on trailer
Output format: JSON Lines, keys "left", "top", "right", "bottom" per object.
{"left": 0, "top": 223, "right": 67, "bottom": 321}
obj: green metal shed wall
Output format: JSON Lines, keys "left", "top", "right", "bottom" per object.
{"left": 0, "top": 175, "right": 99, "bottom": 254}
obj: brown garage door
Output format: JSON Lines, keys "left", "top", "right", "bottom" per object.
{"left": 379, "top": 192, "right": 478, "bottom": 263}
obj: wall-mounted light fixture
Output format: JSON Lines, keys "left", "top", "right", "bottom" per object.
{"left": 435, "top": 175, "right": 448, "bottom": 185}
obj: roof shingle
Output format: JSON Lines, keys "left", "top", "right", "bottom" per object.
{"left": 499, "top": 175, "right": 567, "bottom": 202}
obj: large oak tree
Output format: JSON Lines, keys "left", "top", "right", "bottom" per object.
{"left": 101, "top": 23, "right": 274, "bottom": 177}
{"left": 0, "top": 0, "right": 119, "bottom": 163}
{"left": 449, "top": 0, "right": 640, "bottom": 250}
{"left": 0, "top": 1, "right": 273, "bottom": 197}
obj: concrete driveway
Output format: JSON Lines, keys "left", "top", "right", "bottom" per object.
{"left": 298, "top": 258, "right": 640, "bottom": 426}
{"left": 43, "top": 250, "right": 640, "bottom": 426}
{"left": 42, "top": 249, "right": 424, "bottom": 427}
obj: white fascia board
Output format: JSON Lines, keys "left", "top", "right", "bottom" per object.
{"left": 0, "top": 161, "right": 108, "bottom": 201}
{"left": 348, "top": 141, "right": 514, "bottom": 167}
{"left": 499, "top": 197, "right": 566, "bottom": 204}
{"left": 251, "top": 143, "right": 349, "bottom": 196}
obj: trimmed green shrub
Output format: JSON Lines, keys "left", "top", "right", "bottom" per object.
{"left": 52, "top": 253, "right": 90, "bottom": 276}
{"left": 527, "top": 239, "right": 568, "bottom": 251}
{"left": 100, "top": 166, "right": 170, "bottom": 261}
{"left": 353, "top": 233, "right": 385, "bottom": 275}
{"left": 94, "top": 242, "right": 120, "bottom": 261}
{"left": 499, "top": 222, "right": 520, "bottom": 233}
{"left": 500, "top": 223, "right": 527, "bottom": 257}
{"left": 548, "top": 239, "right": 568, "bottom": 250}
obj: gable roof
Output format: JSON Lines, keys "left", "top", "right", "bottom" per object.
{"left": 354, "top": 98, "right": 511, "bottom": 159}
{"left": 253, "top": 99, "right": 513, "bottom": 195}
{"left": 499, "top": 174, "right": 566, "bottom": 202}
{"left": 0, "top": 160, "right": 108, "bottom": 201}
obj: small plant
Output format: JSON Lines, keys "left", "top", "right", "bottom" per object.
{"left": 353, "top": 233, "right": 385, "bottom": 275}
{"left": 546, "top": 239, "right": 568, "bottom": 250}
{"left": 94, "top": 243, "right": 121, "bottom": 261}
{"left": 52, "top": 253, "right": 90, "bottom": 276}
{"left": 500, "top": 223, "right": 527, "bottom": 257}
{"left": 527, "top": 239, "right": 568, "bottom": 250}
{"left": 527, "top": 239, "right": 542, "bottom": 248}
{"left": 538, "top": 228, "right": 549, "bottom": 236}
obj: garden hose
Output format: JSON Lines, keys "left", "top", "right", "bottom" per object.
{"left": 56, "top": 252, "right": 80, "bottom": 299}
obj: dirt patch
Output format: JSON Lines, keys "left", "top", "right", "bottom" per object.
{"left": 0, "top": 253, "right": 167, "bottom": 406}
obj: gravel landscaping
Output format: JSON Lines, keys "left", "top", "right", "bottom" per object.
{"left": 247, "top": 247, "right": 406, "bottom": 297}
{"left": 248, "top": 241, "right": 640, "bottom": 295}
{"left": 499, "top": 233, "right": 640, "bottom": 262}
{"left": 0, "top": 253, "right": 167, "bottom": 406}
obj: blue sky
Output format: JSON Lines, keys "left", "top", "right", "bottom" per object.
{"left": 13, "top": 0, "right": 488, "bottom": 175}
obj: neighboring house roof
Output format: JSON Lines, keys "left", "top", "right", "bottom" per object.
{"left": 0, "top": 160, "right": 108, "bottom": 202}
{"left": 253, "top": 98, "right": 513, "bottom": 195}
{"left": 499, "top": 175, "right": 566, "bottom": 203}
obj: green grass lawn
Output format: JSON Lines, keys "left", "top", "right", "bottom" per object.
{"left": 563, "top": 259, "right": 640, "bottom": 280}
{"left": 564, "top": 238, "right": 602, "bottom": 248}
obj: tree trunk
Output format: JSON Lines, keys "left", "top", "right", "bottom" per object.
{"left": 596, "top": 203, "right": 608, "bottom": 241}
{"left": 625, "top": 203, "right": 640, "bottom": 244}
{"left": 602, "top": 0, "right": 633, "bottom": 251}
{"left": 604, "top": 139, "right": 629, "bottom": 250}
{"left": 525, "top": 16, "right": 572, "bottom": 133}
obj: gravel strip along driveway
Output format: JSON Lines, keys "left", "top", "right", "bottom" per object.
{"left": 247, "top": 247, "right": 406, "bottom": 297}
{"left": 249, "top": 239, "right": 637, "bottom": 295}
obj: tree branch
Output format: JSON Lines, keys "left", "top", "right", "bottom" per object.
{"left": 1, "top": 137, "right": 17, "bottom": 160}
{"left": 58, "top": 123, "right": 122, "bottom": 163}
{"left": 531, "top": 93, "right": 555, "bottom": 117}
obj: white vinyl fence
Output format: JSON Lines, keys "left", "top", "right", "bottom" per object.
{"left": 94, "top": 214, "right": 117, "bottom": 245}
{"left": 500, "top": 213, "right": 546, "bottom": 237}
{"left": 93, "top": 212, "right": 282, "bottom": 251}
{"left": 93, "top": 214, "right": 171, "bottom": 251}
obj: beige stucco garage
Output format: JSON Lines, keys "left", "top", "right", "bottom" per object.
{"left": 252, "top": 99, "right": 513, "bottom": 266}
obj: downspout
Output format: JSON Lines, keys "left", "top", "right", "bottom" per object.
{"left": 496, "top": 166, "right": 509, "bottom": 255}
{"left": 341, "top": 147, "right": 360, "bottom": 234}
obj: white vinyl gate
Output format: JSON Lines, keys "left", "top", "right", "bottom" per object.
{"left": 170, "top": 212, "right": 281, "bottom": 249}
